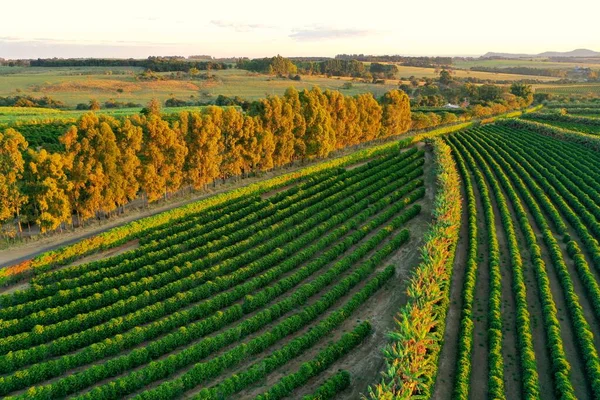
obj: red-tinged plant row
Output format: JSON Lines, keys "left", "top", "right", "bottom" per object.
{"left": 447, "top": 136, "right": 507, "bottom": 399}
{"left": 444, "top": 139, "right": 478, "bottom": 399}
{"left": 367, "top": 137, "right": 462, "bottom": 399}
{"left": 0, "top": 135, "right": 413, "bottom": 285}
{"left": 301, "top": 370, "right": 352, "bottom": 400}
{"left": 1, "top": 151, "right": 415, "bottom": 313}
{"left": 0, "top": 159, "right": 422, "bottom": 356}
{"left": 0, "top": 155, "right": 424, "bottom": 341}
{"left": 0, "top": 189, "right": 422, "bottom": 387}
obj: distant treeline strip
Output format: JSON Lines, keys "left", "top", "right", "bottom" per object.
{"left": 28, "top": 57, "right": 228, "bottom": 72}
{"left": 335, "top": 54, "right": 453, "bottom": 67}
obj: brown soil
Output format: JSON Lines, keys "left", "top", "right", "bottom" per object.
{"left": 67, "top": 240, "right": 139, "bottom": 268}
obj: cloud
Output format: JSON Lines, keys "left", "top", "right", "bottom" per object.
{"left": 210, "top": 20, "right": 276, "bottom": 32}
{"left": 289, "top": 27, "right": 374, "bottom": 41}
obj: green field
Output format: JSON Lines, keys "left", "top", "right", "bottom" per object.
{"left": 393, "top": 65, "right": 557, "bottom": 81}
{"left": 0, "top": 105, "right": 218, "bottom": 126}
{"left": 0, "top": 66, "right": 401, "bottom": 107}
{"left": 533, "top": 83, "right": 600, "bottom": 95}
{"left": 0, "top": 65, "right": 560, "bottom": 109}
{"left": 453, "top": 58, "right": 600, "bottom": 70}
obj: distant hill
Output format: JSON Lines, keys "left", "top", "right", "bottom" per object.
{"left": 482, "top": 49, "right": 600, "bottom": 59}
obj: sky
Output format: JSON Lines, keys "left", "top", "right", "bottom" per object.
{"left": 1, "top": 0, "right": 598, "bottom": 59}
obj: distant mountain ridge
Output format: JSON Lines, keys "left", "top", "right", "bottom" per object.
{"left": 482, "top": 49, "right": 600, "bottom": 58}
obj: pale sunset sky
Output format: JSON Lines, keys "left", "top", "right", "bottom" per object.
{"left": 1, "top": 0, "right": 598, "bottom": 59}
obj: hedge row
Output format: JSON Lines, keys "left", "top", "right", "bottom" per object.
{"left": 366, "top": 137, "right": 462, "bottom": 398}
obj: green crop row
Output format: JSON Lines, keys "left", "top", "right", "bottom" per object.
{"left": 0, "top": 185, "right": 424, "bottom": 375}
{"left": 444, "top": 138, "right": 478, "bottom": 399}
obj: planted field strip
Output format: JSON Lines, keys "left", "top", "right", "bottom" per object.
{"left": 440, "top": 123, "right": 600, "bottom": 400}
{"left": 0, "top": 147, "right": 430, "bottom": 399}
{"left": 522, "top": 113, "right": 600, "bottom": 135}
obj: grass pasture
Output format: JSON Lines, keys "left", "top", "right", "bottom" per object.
{"left": 0, "top": 65, "right": 559, "bottom": 110}
{"left": 533, "top": 83, "right": 600, "bottom": 96}
{"left": 0, "top": 106, "right": 217, "bottom": 126}
{"left": 394, "top": 65, "right": 558, "bottom": 82}
{"left": 453, "top": 58, "right": 600, "bottom": 70}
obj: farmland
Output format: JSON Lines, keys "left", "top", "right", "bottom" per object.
{"left": 0, "top": 141, "right": 437, "bottom": 399}
{"left": 435, "top": 123, "right": 600, "bottom": 399}
{"left": 453, "top": 58, "right": 600, "bottom": 70}
{"left": 521, "top": 112, "right": 600, "bottom": 135}
{"left": 0, "top": 65, "right": 558, "bottom": 110}
{"left": 3, "top": 54, "right": 600, "bottom": 400}
{"left": 0, "top": 67, "right": 401, "bottom": 107}
{"left": 533, "top": 83, "right": 600, "bottom": 96}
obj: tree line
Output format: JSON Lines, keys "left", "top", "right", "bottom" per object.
{"left": 237, "top": 55, "right": 399, "bottom": 79}
{"left": 0, "top": 95, "right": 66, "bottom": 109}
{"left": 0, "top": 87, "right": 411, "bottom": 236}
{"left": 28, "top": 57, "right": 228, "bottom": 72}
{"left": 335, "top": 54, "right": 453, "bottom": 67}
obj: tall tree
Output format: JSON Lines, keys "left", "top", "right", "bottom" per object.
{"left": 240, "top": 115, "right": 261, "bottom": 174}
{"left": 61, "top": 113, "right": 120, "bottom": 222}
{"left": 219, "top": 107, "right": 245, "bottom": 179}
{"left": 324, "top": 90, "right": 349, "bottom": 149}
{"left": 380, "top": 89, "right": 412, "bottom": 137}
{"left": 256, "top": 128, "right": 275, "bottom": 172}
{"left": 0, "top": 129, "right": 28, "bottom": 234}
{"left": 24, "top": 149, "right": 72, "bottom": 232}
{"left": 253, "top": 96, "right": 295, "bottom": 167}
{"left": 138, "top": 114, "right": 188, "bottom": 201}
{"left": 355, "top": 93, "right": 382, "bottom": 142}
{"left": 183, "top": 112, "right": 223, "bottom": 189}
{"left": 300, "top": 87, "right": 335, "bottom": 158}
{"left": 284, "top": 87, "right": 306, "bottom": 161}
{"left": 114, "top": 118, "right": 143, "bottom": 210}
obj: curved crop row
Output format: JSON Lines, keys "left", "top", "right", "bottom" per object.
{"left": 0, "top": 194, "right": 422, "bottom": 390}
{"left": 57, "top": 248, "right": 401, "bottom": 400}
{"left": 447, "top": 136, "right": 508, "bottom": 399}
{"left": 7, "top": 151, "right": 414, "bottom": 310}
{"left": 444, "top": 138, "right": 478, "bottom": 399}
{"left": 0, "top": 155, "right": 423, "bottom": 338}
{"left": 0, "top": 162, "right": 423, "bottom": 355}
{"left": 301, "top": 370, "right": 352, "bottom": 400}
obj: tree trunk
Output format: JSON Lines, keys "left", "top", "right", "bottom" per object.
{"left": 16, "top": 209, "right": 22, "bottom": 238}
